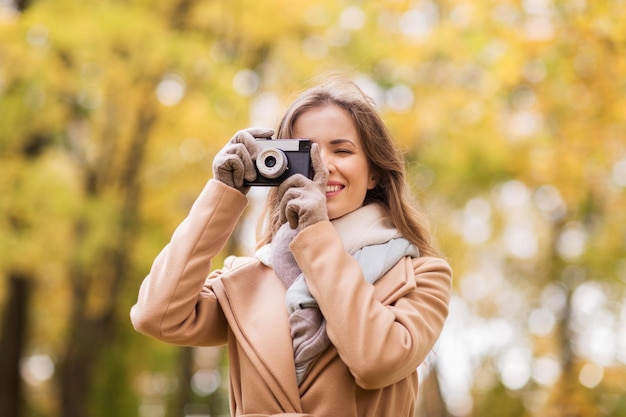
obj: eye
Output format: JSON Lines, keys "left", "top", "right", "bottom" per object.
{"left": 335, "top": 148, "right": 354, "bottom": 154}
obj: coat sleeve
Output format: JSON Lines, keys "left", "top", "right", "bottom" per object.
{"left": 130, "top": 179, "right": 248, "bottom": 346}
{"left": 289, "top": 221, "right": 452, "bottom": 390}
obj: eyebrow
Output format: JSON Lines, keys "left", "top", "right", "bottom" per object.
{"left": 329, "top": 139, "right": 356, "bottom": 146}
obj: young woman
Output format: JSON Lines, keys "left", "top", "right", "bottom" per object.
{"left": 131, "top": 79, "right": 452, "bottom": 417}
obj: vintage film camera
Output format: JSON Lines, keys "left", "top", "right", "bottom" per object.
{"left": 245, "top": 138, "right": 312, "bottom": 186}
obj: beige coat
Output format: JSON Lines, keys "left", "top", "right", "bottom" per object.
{"left": 131, "top": 180, "right": 452, "bottom": 417}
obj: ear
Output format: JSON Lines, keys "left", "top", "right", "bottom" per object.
{"left": 367, "top": 173, "right": 377, "bottom": 190}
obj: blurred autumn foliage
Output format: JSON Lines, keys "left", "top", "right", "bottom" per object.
{"left": 1, "top": 1, "right": 625, "bottom": 417}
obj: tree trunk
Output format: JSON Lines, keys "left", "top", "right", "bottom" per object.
{"left": 415, "top": 364, "right": 448, "bottom": 417}
{"left": 58, "top": 104, "right": 155, "bottom": 417}
{"left": 172, "top": 347, "right": 194, "bottom": 416}
{"left": 0, "top": 273, "right": 31, "bottom": 417}
{"left": 15, "top": 0, "right": 33, "bottom": 12}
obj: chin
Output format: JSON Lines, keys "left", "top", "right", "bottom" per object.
{"left": 328, "top": 209, "right": 351, "bottom": 220}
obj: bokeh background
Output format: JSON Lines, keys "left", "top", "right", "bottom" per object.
{"left": 1, "top": 0, "right": 626, "bottom": 416}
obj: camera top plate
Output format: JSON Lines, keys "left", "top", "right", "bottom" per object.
{"left": 255, "top": 138, "right": 311, "bottom": 152}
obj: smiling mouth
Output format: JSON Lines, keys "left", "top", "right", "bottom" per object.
{"left": 326, "top": 184, "right": 343, "bottom": 194}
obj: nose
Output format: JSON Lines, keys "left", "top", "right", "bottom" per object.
{"left": 319, "top": 149, "right": 335, "bottom": 173}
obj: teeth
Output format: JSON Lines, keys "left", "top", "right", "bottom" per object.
{"left": 326, "top": 185, "right": 342, "bottom": 193}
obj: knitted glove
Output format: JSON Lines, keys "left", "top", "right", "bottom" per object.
{"left": 270, "top": 222, "right": 301, "bottom": 289}
{"left": 212, "top": 127, "right": 274, "bottom": 194}
{"left": 277, "top": 143, "right": 329, "bottom": 229}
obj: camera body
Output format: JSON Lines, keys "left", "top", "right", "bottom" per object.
{"left": 245, "top": 138, "right": 312, "bottom": 186}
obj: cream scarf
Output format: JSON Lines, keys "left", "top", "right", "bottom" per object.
{"left": 256, "top": 203, "right": 419, "bottom": 383}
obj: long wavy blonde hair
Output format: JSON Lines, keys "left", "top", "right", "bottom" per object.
{"left": 256, "top": 78, "right": 439, "bottom": 258}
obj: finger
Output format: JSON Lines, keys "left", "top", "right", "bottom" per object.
{"left": 230, "top": 128, "right": 274, "bottom": 154}
{"left": 239, "top": 147, "right": 257, "bottom": 183}
{"left": 245, "top": 127, "right": 275, "bottom": 139}
{"left": 228, "top": 142, "right": 257, "bottom": 183}
{"left": 231, "top": 130, "right": 257, "bottom": 154}
{"left": 281, "top": 173, "right": 309, "bottom": 190}
{"left": 276, "top": 177, "right": 294, "bottom": 207}
{"left": 278, "top": 187, "right": 302, "bottom": 225}
{"left": 233, "top": 130, "right": 275, "bottom": 182}
{"left": 286, "top": 202, "right": 300, "bottom": 229}
{"left": 276, "top": 174, "right": 305, "bottom": 204}
{"left": 310, "top": 143, "right": 328, "bottom": 185}
{"left": 218, "top": 154, "right": 245, "bottom": 186}
{"left": 284, "top": 197, "right": 304, "bottom": 229}
{"left": 277, "top": 185, "right": 290, "bottom": 225}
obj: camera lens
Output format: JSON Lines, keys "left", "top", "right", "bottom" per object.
{"left": 256, "top": 148, "right": 288, "bottom": 179}
{"left": 264, "top": 155, "right": 277, "bottom": 168}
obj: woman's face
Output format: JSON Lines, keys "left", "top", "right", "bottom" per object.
{"left": 292, "top": 104, "right": 376, "bottom": 220}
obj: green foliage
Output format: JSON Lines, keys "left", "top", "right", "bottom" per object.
{"left": 474, "top": 383, "right": 525, "bottom": 417}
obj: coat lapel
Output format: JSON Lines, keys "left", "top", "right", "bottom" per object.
{"left": 214, "top": 260, "right": 301, "bottom": 412}
{"left": 373, "top": 256, "right": 416, "bottom": 304}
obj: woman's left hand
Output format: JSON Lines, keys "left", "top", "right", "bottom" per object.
{"left": 277, "top": 143, "right": 329, "bottom": 230}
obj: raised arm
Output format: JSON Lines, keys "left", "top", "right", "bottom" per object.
{"left": 290, "top": 222, "right": 452, "bottom": 389}
{"left": 130, "top": 179, "right": 248, "bottom": 346}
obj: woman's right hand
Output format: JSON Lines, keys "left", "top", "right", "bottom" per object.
{"left": 212, "top": 127, "right": 274, "bottom": 194}
{"left": 276, "top": 143, "right": 329, "bottom": 230}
